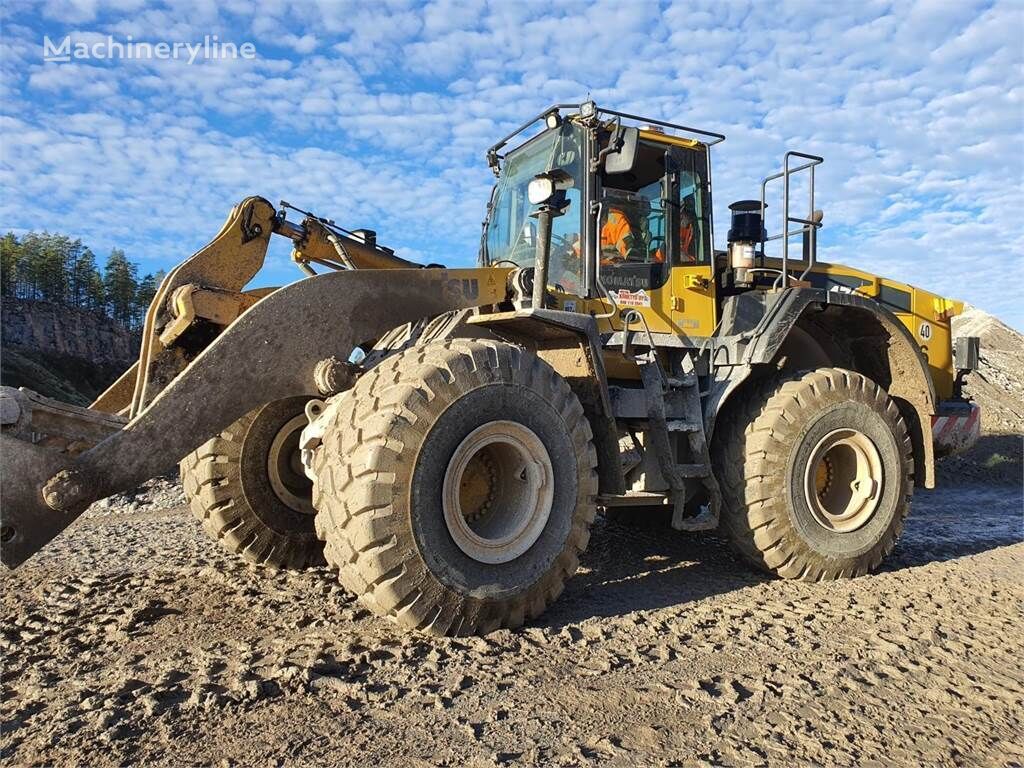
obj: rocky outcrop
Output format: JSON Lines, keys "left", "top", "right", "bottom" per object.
{"left": 1, "top": 298, "right": 137, "bottom": 404}
{"left": 1, "top": 298, "right": 137, "bottom": 366}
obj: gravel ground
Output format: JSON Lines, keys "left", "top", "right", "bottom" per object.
{"left": 2, "top": 445, "right": 1021, "bottom": 767}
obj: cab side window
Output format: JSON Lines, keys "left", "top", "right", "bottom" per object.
{"left": 599, "top": 138, "right": 711, "bottom": 291}
{"left": 677, "top": 165, "right": 709, "bottom": 265}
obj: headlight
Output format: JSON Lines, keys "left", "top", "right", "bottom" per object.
{"left": 528, "top": 177, "right": 555, "bottom": 205}
{"left": 528, "top": 169, "right": 574, "bottom": 205}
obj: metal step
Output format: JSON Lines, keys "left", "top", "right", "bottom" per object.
{"left": 675, "top": 463, "right": 712, "bottom": 477}
{"left": 666, "top": 420, "right": 701, "bottom": 433}
{"left": 598, "top": 491, "right": 671, "bottom": 508}
{"left": 666, "top": 374, "right": 697, "bottom": 388}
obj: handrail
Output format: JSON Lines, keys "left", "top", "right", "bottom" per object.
{"left": 759, "top": 151, "right": 824, "bottom": 288}
{"left": 487, "top": 102, "right": 729, "bottom": 163}
{"left": 595, "top": 107, "right": 726, "bottom": 146}
{"left": 487, "top": 102, "right": 583, "bottom": 159}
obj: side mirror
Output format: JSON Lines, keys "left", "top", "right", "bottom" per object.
{"left": 604, "top": 127, "right": 639, "bottom": 175}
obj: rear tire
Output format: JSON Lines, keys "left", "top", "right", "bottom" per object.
{"left": 312, "top": 339, "right": 598, "bottom": 636}
{"left": 714, "top": 368, "right": 912, "bottom": 580}
{"left": 180, "top": 396, "right": 324, "bottom": 570}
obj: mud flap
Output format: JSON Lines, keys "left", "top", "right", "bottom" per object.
{"left": 932, "top": 401, "right": 981, "bottom": 458}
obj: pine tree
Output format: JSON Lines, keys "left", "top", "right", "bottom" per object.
{"left": 86, "top": 269, "right": 106, "bottom": 313}
{"left": 35, "top": 233, "right": 70, "bottom": 304}
{"left": 18, "top": 233, "right": 44, "bottom": 299}
{"left": 103, "top": 248, "right": 138, "bottom": 326}
{"left": 0, "top": 232, "right": 21, "bottom": 297}
{"left": 68, "top": 243, "right": 94, "bottom": 308}
{"left": 134, "top": 272, "right": 159, "bottom": 329}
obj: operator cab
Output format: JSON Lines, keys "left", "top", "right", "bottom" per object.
{"left": 597, "top": 128, "right": 712, "bottom": 295}
{"left": 481, "top": 103, "right": 721, "bottom": 297}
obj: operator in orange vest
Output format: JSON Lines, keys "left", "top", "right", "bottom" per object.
{"left": 603, "top": 195, "right": 698, "bottom": 265}
{"left": 600, "top": 206, "right": 636, "bottom": 262}
{"left": 571, "top": 197, "right": 642, "bottom": 265}
{"left": 679, "top": 200, "right": 697, "bottom": 262}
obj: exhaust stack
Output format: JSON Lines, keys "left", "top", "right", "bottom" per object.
{"left": 727, "top": 200, "right": 764, "bottom": 286}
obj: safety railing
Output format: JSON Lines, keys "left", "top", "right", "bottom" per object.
{"left": 759, "top": 151, "right": 824, "bottom": 287}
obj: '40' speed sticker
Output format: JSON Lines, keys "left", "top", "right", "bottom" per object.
{"left": 918, "top": 321, "right": 932, "bottom": 341}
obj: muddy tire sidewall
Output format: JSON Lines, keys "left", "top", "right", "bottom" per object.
{"left": 715, "top": 367, "right": 912, "bottom": 580}
{"left": 239, "top": 397, "right": 315, "bottom": 536}
{"left": 312, "top": 339, "right": 598, "bottom": 635}
{"left": 411, "top": 383, "right": 579, "bottom": 598}
{"left": 180, "top": 395, "right": 323, "bottom": 569}
{"left": 787, "top": 399, "right": 904, "bottom": 560}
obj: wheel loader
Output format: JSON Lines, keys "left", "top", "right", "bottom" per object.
{"left": 1, "top": 102, "right": 983, "bottom": 636}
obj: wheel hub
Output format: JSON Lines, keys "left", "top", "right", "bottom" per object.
{"left": 268, "top": 414, "right": 315, "bottom": 515}
{"left": 442, "top": 420, "right": 553, "bottom": 565}
{"left": 803, "top": 428, "right": 883, "bottom": 533}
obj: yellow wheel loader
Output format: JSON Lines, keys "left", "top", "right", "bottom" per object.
{"left": 0, "top": 103, "right": 982, "bottom": 636}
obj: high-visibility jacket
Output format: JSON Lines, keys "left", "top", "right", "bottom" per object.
{"left": 680, "top": 223, "right": 695, "bottom": 262}
{"left": 601, "top": 209, "right": 633, "bottom": 259}
{"left": 652, "top": 223, "right": 695, "bottom": 264}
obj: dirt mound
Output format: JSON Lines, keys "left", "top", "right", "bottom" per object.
{"left": 953, "top": 306, "right": 1024, "bottom": 434}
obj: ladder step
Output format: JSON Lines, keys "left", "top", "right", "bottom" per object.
{"left": 666, "top": 420, "right": 701, "bottom": 433}
{"left": 676, "top": 463, "right": 711, "bottom": 478}
{"left": 598, "top": 492, "right": 671, "bottom": 508}
{"left": 666, "top": 375, "right": 698, "bottom": 388}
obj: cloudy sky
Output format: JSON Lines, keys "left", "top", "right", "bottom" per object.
{"left": 1, "top": 0, "right": 1022, "bottom": 328}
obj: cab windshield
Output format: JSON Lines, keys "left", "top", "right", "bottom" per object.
{"left": 484, "top": 122, "right": 585, "bottom": 292}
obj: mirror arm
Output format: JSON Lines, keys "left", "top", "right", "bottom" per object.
{"left": 593, "top": 116, "right": 623, "bottom": 171}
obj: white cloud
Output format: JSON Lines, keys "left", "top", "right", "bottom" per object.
{"left": 1, "top": 0, "right": 1022, "bottom": 328}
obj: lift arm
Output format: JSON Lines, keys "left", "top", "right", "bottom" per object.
{"left": 1, "top": 194, "right": 513, "bottom": 568}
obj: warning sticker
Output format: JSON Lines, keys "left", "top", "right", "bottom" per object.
{"left": 616, "top": 289, "right": 651, "bottom": 308}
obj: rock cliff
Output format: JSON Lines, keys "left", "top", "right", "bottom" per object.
{"left": 1, "top": 298, "right": 137, "bottom": 405}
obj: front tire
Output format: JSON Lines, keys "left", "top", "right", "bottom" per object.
{"left": 715, "top": 368, "right": 913, "bottom": 580}
{"left": 312, "top": 339, "right": 598, "bottom": 636}
{"left": 180, "top": 396, "right": 324, "bottom": 570}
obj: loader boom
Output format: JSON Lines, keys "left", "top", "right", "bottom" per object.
{"left": 1, "top": 194, "right": 512, "bottom": 568}
{"left": 94, "top": 197, "right": 425, "bottom": 419}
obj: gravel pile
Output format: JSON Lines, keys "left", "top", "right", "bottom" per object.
{"left": 86, "top": 476, "right": 186, "bottom": 517}
{"left": 953, "top": 307, "right": 1024, "bottom": 434}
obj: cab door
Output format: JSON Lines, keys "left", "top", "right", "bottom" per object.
{"left": 590, "top": 136, "right": 717, "bottom": 339}
{"left": 664, "top": 144, "right": 716, "bottom": 338}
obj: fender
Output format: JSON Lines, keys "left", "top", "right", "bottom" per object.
{"left": 1, "top": 267, "right": 510, "bottom": 568}
{"left": 712, "top": 287, "right": 937, "bottom": 489}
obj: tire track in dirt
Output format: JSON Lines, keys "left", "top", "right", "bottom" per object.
{"left": 2, "top": 473, "right": 1021, "bottom": 766}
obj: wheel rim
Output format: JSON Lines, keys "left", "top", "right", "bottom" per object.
{"left": 803, "top": 428, "right": 884, "bottom": 533}
{"left": 267, "top": 414, "right": 314, "bottom": 515}
{"left": 442, "top": 420, "right": 554, "bottom": 565}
